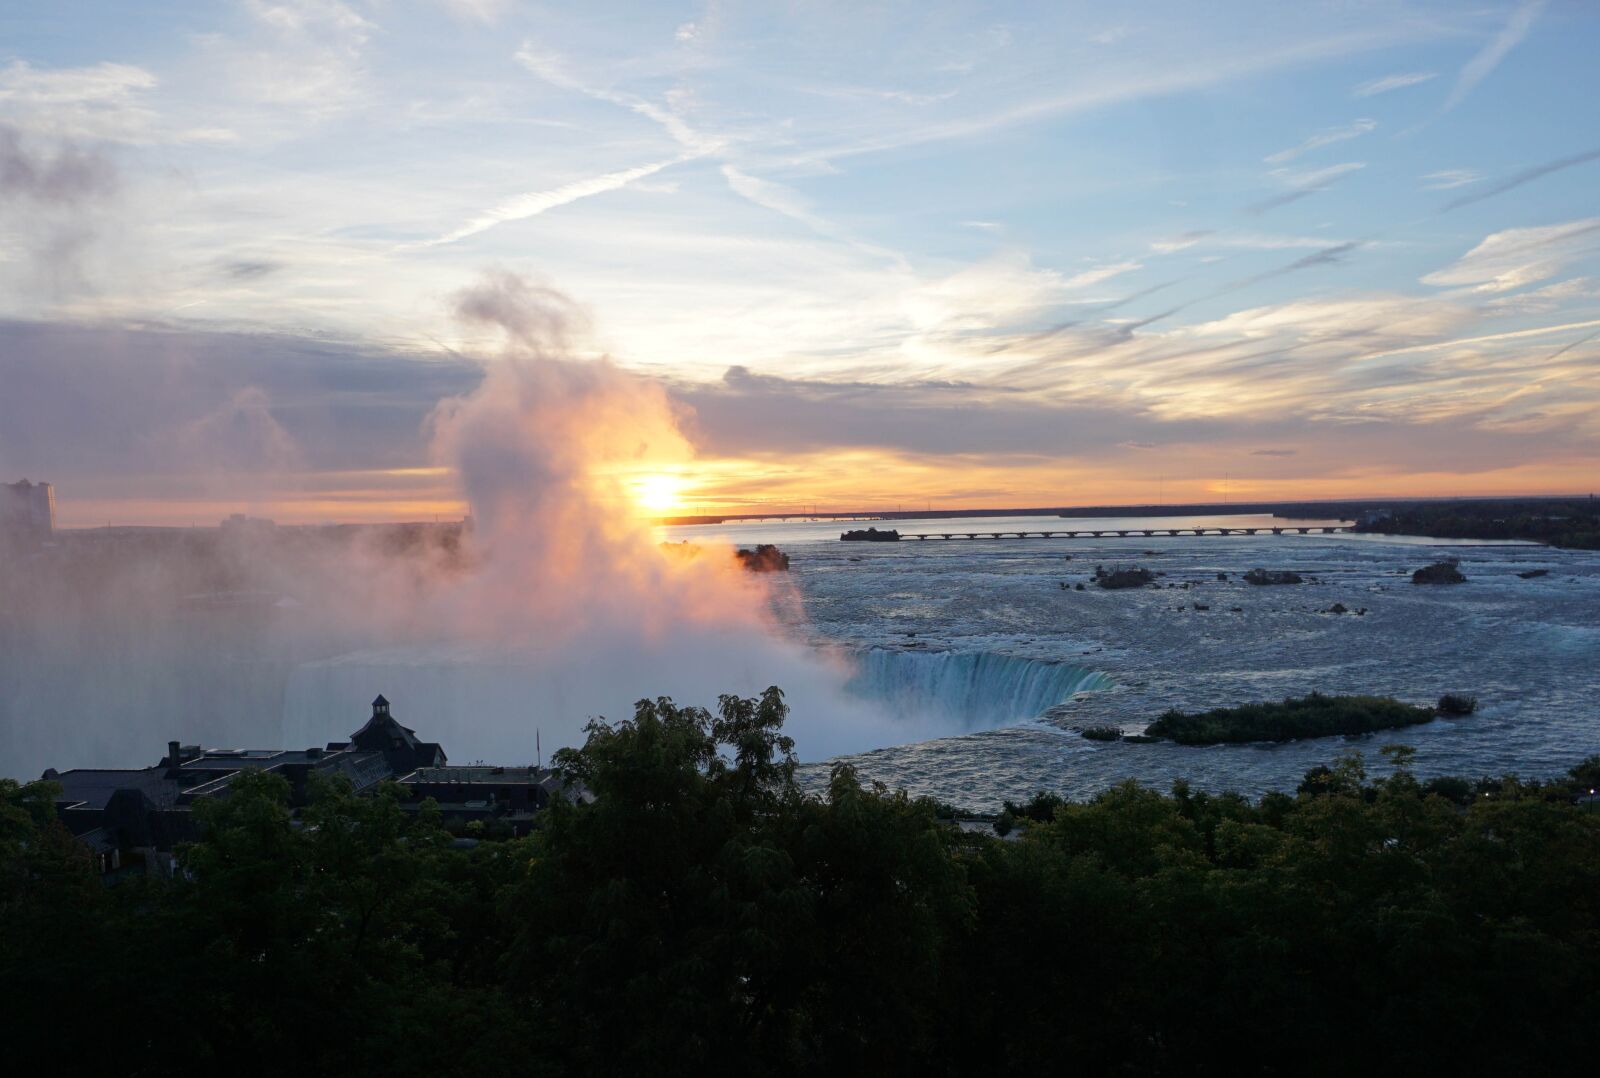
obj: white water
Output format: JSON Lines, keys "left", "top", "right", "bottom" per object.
{"left": 843, "top": 648, "right": 1111, "bottom": 730}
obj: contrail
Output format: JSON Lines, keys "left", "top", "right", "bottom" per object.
{"left": 421, "top": 156, "right": 687, "bottom": 247}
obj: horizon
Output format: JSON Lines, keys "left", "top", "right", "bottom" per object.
{"left": 33, "top": 488, "right": 1600, "bottom": 533}
{"left": 3, "top": 1, "right": 1599, "bottom": 525}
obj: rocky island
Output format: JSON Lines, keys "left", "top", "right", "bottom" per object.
{"left": 1412, "top": 560, "right": 1467, "bottom": 585}
{"left": 1094, "top": 565, "right": 1156, "bottom": 589}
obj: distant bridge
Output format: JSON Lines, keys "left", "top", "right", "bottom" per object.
{"left": 891, "top": 525, "right": 1354, "bottom": 541}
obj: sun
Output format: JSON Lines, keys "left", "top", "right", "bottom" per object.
{"left": 630, "top": 472, "right": 687, "bottom": 516}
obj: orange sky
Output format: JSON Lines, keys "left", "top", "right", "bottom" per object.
{"left": 52, "top": 451, "right": 1598, "bottom": 529}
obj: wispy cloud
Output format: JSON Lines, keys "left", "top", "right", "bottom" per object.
{"left": 1422, "top": 218, "right": 1600, "bottom": 294}
{"left": 1264, "top": 119, "right": 1375, "bottom": 164}
{"left": 720, "top": 165, "right": 908, "bottom": 267}
{"left": 1444, "top": 0, "right": 1546, "bottom": 112}
{"left": 1248, "top": 162, "right": 1365, "bottom": 214}
{"left": 1352, "top": 71, "right": 1436, "bottom": 97}
{"left": 1421, "top": 168, "right": 1480, "bottom": 190}
{"left": 514, "top": 43, "right": 723, "bottom": 156}
{"left": 1442, "top": 147, "right": 1600, "bottom": 211}
{"left": 1149, "top": 230, "right": 1213, "bottom": 253}
{"left": 785, "top": 25, "right": 1439, "bottom": 170}
{"left": 1059, "top": 261, "right": 1142, "bottom": 290}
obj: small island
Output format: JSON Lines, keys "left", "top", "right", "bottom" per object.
{"left": 1142, "top": 692, "right": 1444, "bottom": 745}
{"left": 735, "top": 544, "right": 790, "bottom": 571}
{"left": 840, "top": 527, "right": 900, "bottom": 542}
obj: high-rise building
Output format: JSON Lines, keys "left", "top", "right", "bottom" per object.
{"left": 1, "top": 478, "right": 55, "bottom": 544}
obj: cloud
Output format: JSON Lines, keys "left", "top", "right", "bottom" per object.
{"left": 437, "top": 0, "right": 509, "bottom": 23}
{"left": 194, "top": 0, "right": 376, "bottom": 123}
{"left": 1444, "top": 0, "right": 1546, "bottom": 112}
{"left": 1249, "top": 161, "right": 1365, "bottom": 213}
{"left": 0, "top": 60, "right": 163, "bottom": 143}
{"left": 1541, "top": 327, "right": 1600, "bottom": 362}
{"left": 1059, "top": 261, "right": 1142, "bottom": 290}
{"left": 1422, "top": 218, "right": 1600, "bottom": 293}
{"left": 1421, "top": 169, "right": 1480, "bottom": 191}
{"left": 1482, "top": 277, "right": 1598, "bottom": 315}
{"left": 1264, "top": 119, "right": 1375, "bottom": 164}
{"left": 1150, "top": 230, "right": 1214, "bottom": 253}
{"left": 1352, "top": 71, "right": 1436, "bottom": 97}
{"left": 218, "top": 259, "right": 282, "bottom": 281}
{"left": 0, "top": 319, "right": 480, "bottom": 494}
{"left": 1441, "top": 147, "right": 1600, "bottom": 211}
{"left": 423, "top": 157, "right": 685, "bottom": 246}
{"left": 514, "top": 43, "right": 723, "bottom": 156}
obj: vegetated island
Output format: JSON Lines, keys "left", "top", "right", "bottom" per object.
{"left": 1354, "top": 496, "right": 1600, "bottom": 549}
{"left": 840, "top": 526, "right": 900, "bottom": 541}
{"left": 734, "top": 544, "right": 790, "bottom": 571}
{"left": 1137, "top": 692, "right": 1467, "bottom": 745}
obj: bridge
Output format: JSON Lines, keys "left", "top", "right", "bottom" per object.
{"left": 892, "top": 525, "right": 1354, "bottom": 541}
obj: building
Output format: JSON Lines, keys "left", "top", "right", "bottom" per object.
{"left": 394, "top": 765, "right": 592, "bottom": 836}
{"left": 43, "top": 694, "right": 575, "bottom": 876}
{"left": 2, "top": 478, "right": 55, "bottom": 545}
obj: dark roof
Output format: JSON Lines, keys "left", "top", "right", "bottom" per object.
{"left": 51, "top": 769, "right": 178, "bottom": 811}
{"left": 400, "top": 766, "right": 551, "bottom": 783}
{"left": 373, "top": 693, "right": 389, "bottom": 707}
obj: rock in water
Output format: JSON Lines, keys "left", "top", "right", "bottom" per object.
{"left": 1244, "top": 568, "right": 1303, "bottom": 585}
{"left": 1412, "top": 561, "right": 1466, "bottom": 585}
{"left": 1094, "top": 566, "right": 1156, "bottom": 589}
{"left": 735, "top": 544, "right": 790, "bottom": 572}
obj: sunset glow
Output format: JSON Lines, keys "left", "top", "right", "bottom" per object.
{"left": 629, "top": 473, "right": 689, "bottom": 517}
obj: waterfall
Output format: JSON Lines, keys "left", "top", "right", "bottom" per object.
{"left": 843, "top": 648, "right": 1112, "bottom": 731}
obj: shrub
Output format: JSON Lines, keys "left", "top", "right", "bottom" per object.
{"left": 1437, "top": 693, "right": 1478, "bottom": 716}
{"left": 1081, "top": 725, "right": 1123, "bottom": 741}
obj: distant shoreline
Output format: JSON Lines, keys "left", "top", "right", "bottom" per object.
{"left": 658, "top": 493, "right": 1593, "bottom": 527}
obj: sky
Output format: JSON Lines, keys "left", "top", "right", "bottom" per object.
{"left": 1, "top": 0, "right": 1598, "bottom": 525}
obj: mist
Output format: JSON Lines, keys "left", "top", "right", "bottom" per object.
{"left": 0, "top": 270, "right": 918, "bottom": 778}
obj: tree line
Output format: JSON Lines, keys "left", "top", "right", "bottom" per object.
{"left": 4, "top": 688, "right": 1600, "bottom": 1075}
